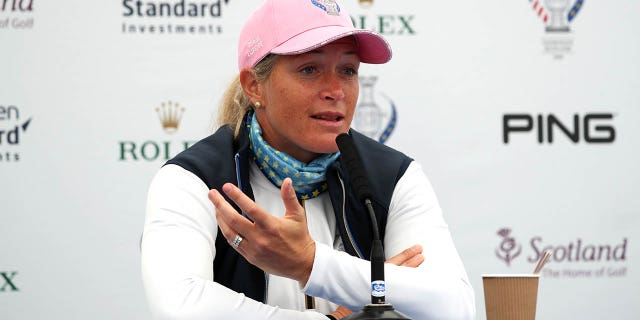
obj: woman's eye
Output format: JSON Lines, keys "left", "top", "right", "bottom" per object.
{"left": 343, "top": 67, "right": 358, "bottom": 76}
{"left": 300, "top": 66, "right": 316, "bottom": 74}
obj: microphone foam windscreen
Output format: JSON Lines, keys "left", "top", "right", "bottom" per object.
{"left": 336, "top": 133, "right": 373, "bottom": 202}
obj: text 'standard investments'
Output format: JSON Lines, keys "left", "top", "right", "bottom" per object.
{"left": 121, "top": 0, "right": 231, "bottom": 35}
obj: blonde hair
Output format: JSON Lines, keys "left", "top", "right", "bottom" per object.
{"left": 217, "top": 54, "right": 278, "bottom": 138}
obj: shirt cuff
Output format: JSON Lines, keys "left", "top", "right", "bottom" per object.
{"left": 302, "top": 241, "right": 331, "bottom": 293}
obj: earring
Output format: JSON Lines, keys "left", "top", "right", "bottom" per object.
{"left": 254, "top": 102, "right": 261, "bottom": 109}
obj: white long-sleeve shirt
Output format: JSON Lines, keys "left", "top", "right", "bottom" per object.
{"left": 141, "top": 161, "right": 475, "bottom": 319}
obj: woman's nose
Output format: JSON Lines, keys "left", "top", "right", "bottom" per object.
{"left": 320, "top": 72, "right": 346, "bottom": 101}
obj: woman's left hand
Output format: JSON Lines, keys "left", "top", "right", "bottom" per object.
{"left": 209, "top": 178, "right": 316, "bottom": 286}
{"left": 328, "top": 244, "right": 426, "bottom": 319}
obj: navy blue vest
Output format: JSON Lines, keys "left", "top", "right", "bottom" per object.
{"left": 166, "top": 120, "right": 412, "bottom": 302}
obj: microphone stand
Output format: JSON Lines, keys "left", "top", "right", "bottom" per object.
{"left": 341, "top": 198, "right": 410, "bottom": 320}
{"left": 336, "top": 133, "right": 410, "bottom": 320}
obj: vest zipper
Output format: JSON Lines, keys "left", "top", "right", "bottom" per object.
{"left": 299, "top": 199, "right": 315, "bottom": 309}
{"left": 264, "top": 273, "right": 269, "bottom": 303}
{"left": 234, "top": 152, "right": 269, "bottom": 303}
{"left": 234, "top": 153, "right": 249, "bottom": 219}
{"left": 337, "top": 172, "right": 364, "bottom": 259}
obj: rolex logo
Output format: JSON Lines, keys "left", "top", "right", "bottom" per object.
{"left": 155, "top": 101, "right": 185, "bottom": 134}
{"left": 1, "top": 271, "right": 18, "bottom": 292}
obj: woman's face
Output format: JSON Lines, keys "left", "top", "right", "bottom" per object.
{"left": 254, "top": 37, "right": 360, "bottom": 163}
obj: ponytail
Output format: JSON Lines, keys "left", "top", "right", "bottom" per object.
{"left": 217, "top": 54, "right": 278, "bottom": 138}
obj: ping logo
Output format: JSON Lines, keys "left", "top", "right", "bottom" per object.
{"left": 502, "top": 113, "right": 615, "bottom": 144}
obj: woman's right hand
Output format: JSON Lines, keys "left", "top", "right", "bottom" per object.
{"left": 386, "top": 244, "right": 424, "bottom": 268}
{"left": 209, "top": 178, "right": 316, "bottom": 285}
{"left": 328, "top": 244, "right": 425, "bottom": 319}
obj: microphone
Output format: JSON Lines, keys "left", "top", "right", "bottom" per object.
{"left": 335, "top": 133, "right": 410, "bottom": 320}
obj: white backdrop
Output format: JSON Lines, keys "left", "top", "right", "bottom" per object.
{"left": 1, "top": 0, "right": 638, "bottom": 319}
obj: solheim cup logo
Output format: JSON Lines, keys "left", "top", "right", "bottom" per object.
{"left": 528, "top": 0, "right": 585, "bottom": 58}
{"left": 353, "top": 76, "right": 397, "bottom": 144}
{"left": 530, "top": 0, "right": 583, "bottom": 32}
{"left": 546, "top": 0, "right": 570, "bottom": 32}
{"left": 496, "top": 228, "right": 522, "bottom": 266}
{"left": 310, "top": 0, "right": 340, "bottom": 16}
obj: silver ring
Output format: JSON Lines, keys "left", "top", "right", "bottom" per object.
{"left": 231, "top": 234, "right": 243, "bottom": 249}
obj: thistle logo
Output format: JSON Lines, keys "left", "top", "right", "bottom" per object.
{"left": 0, "top": 0, "right": 34, "bottom": 30}
{"left": 527, "top": 0, "right": 586, "bottom": 59}
{"left": 495, "top": 228, "right": 522, "bottom": 266}
{"left": 155, "top": 101, "right": 185, "bottom": 134}
{"left": 1, "top": 271, "right": 18, "bottom": 292}
{"left": 353, "top": 76, "right": 397, "bottom": 144}
{"left": 0, "top": 104, "right": 32, "bottom": 162}
{"left": 119, "top": 101, "right": 195, "bottom": 162}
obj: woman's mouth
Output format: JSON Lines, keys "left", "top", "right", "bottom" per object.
{"left": 311, "top": 114, "right": 344, "bottom": 122}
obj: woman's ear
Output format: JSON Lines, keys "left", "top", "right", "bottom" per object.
{"left": 239, "top": 68, "right": 262, "bottom": 104}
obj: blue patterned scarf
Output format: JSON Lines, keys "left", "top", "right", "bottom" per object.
{"left": 247, "top": 112, "right": 339, "bottom": 200}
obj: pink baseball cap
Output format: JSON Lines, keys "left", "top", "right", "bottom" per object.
{"left": 238, "top": 0, "right": 392, "bottom": 70}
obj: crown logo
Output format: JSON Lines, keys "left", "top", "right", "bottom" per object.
{"left": 155, "top": 101, "right": 185, "bottom": 134}
{"left": 359, "top": 0, "right": 374, "bottom": 8}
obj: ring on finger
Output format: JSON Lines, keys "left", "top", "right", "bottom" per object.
{"left": 231, "top": 234, "right": 243, "bottom": 249}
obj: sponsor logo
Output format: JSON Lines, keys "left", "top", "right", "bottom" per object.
{"left": 496, "top": 228, "right": 522, "bottom": 266}
{"left": 155, "top": 100, "right": 185, "bottom": 134}
{"left": 527, "top": 0, "right": 585, "bottom": 59}
{"left": 0, "top": 0, "right": 34, "bottom": 30}
{"left": 118, "top": 101, "right": 195, "bottom": 162}
{"left": 0, "top": 271, "right": 18, "bottom": 292}
{"left": 350, "top": 1, "right": 416, "bottom": 36}
{"left": 352, "top": 76, "right": 397, "bottom": 144}
{"left": 358, "top": 0, "right": 373, "bottom": 9}
{"left": 502, "top": 113, "right": 615, "bottom": 144}
{"left": 311, "top": 0, "right": 340, "bottom": 16}
{"left": 121, "top": 0, "right": 231, "bottom": 35}
{"left": 495, "top": 228, "right": 629, "bottom": 279}
{"left": 0, "top": 104, "right": 32, "bottom": 162}
{"left": 371, "top": 280, "right": 385, "bottom": 297}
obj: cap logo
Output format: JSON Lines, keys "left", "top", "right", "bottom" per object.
{"left": 246, "top": 36, "right": 263, "bottom": 57}
{"left": 310, "top": 0, "right": 340, "bottom": 16}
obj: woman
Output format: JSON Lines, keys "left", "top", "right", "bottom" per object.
{"left": 141, "top": 0, "right": 475, "bottom": 319}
